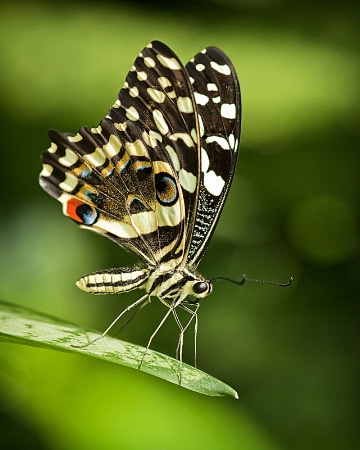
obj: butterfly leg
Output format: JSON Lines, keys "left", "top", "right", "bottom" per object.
{"left": 171, "top": 308, "right": 186, "bottom": 386}
{"left": 72, "top": 293, "right": 149, "bottom": 349}
{"left": 171, "top": 303, "right": 200, "bottom": 385}
{"left": 115, "top": 297, "right": 151, "bottom": 336}
{"left": 138, "top": 304, "right": 174, "bottom": 370}
{"left": 179, "top": 303, "right": 200, "bottom": 368}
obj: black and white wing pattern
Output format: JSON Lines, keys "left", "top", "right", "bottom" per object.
{"left": 185, "top": 47, "right": 241, "bottom": 267}
{"left": 40, "top": 41, "right": 241, "bottom": 299}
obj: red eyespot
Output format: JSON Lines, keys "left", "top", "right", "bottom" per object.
{"left": 66, "top": 198, "right": 85, "bottom": 222}
{"left": 66, "top": 198, "right": 98, "bottom": 225}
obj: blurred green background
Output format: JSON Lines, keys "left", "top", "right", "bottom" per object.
{"left": 1, "top": 1, "right": 359, "bottom": 449}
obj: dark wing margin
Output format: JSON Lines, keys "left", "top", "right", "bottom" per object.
{"left": 185, "top": 46, "right": 241, "bottom": 267}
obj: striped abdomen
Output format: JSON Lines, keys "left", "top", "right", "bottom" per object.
{"left": 76, "top": 266, "right": 150, "bottom": 294}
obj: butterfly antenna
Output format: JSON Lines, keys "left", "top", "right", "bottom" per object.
{"left": 211, "top": 275, "right": 293, "bottom": 288}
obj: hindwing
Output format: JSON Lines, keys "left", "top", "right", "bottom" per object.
{"left": 185, "top": 47, "right": 241, "bottom": 267}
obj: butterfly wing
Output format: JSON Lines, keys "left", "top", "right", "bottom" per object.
{"left": 41, "top": 120, "right": 159, "bottom": 265}
{"left": 184, "top": 47, "right": 241, "bottom": 267}
{"left": 40, "top": 41, "right": 201, "bottom": 268}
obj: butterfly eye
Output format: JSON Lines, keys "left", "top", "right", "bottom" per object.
{"left": 193, "top": 282, "right": 209, "bottom": 295}
{"left": 155, "top": 172, "right": 178, "bottom": 206}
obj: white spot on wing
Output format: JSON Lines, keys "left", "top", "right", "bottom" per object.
{"left": 114, "top": 122, "right": 127, "bottom": 131}
{"left": 153, "top": 109, "right": 169, "bottom": 135}
{"left": 212, "top": 96, "right": 221, "bottom": 104}
{"left": 179, "top": 169, "right": 197, "bottom": 193}
{"left": 91, "top": 126, "right": 102, "bottom": 134}
{"left": 234, "top": 138, "right": 239, "bottom": 152}
{"left": 58, "top": 148, "right": 78, "bottom": 167}
{"left": 196, "top": 64, "right": 205, "bottom": 71}
{"left": 206, "top": 135, "right": 230, "bottom": 150}
{"left": 204, "top": 170, "right": 225, "bottom": 196}
{"left": 129, "top": 86, "right": 139, "bottom": 97}
{"left": 144, "top": 57, "right": 155, "bottom": 68}
{"left": 95, "top": 217, "right": 138, "bottom": 238}
{"left": 126, "top": 106, "right": 140, "bottom": 121}
{"left": 170, "top": 133, "right": 194, "bottom": 147}
{"left": 131, "top": 210, "right": 158, "bottom": 235}
{"left": 198, "top": 114, "right": 205, "bottom": 137}
{"left": 68, "top": 133, "right": 82, "bottom": 143}
{"left": 157, "top": 55, "right": 181, "bottom": 70}
{"left": 137, "top": 71, "right": 147, "bottom": 81}
{"left": 177, "top": 96, "right": 194, "bottom": 113}
{"left": 40, "top": 164, "right": 53, "bottom": 177}
{"left": 84, "top": 148, "right": 107, "bottom": 167}
{"left": 210, "top": 61, "right": 231, "bottom": 75}
{"left": 229, "top": 134, "right": 235, "bottom": 150}
{"left": 156, "top": 201, "right": 181, "bottom": 227}
{"left": 190, "top": 128, "right": 198, "bottom": 144}
{"left": 125, "top": 140, "right": 147, "bottom": 156}
{"left": 147, "top": 88, "right": 166, "bottom": 103}
{"left": 221, "top": 103, "right": 237, "bottom": 119}
{"left": 48, "top": 142, "right": 57, "bottom": 153}
{"left": 194, "top": 92, "right": 209, "bottom": 106}
{"left": 158, "top": 76, "right": 171, "bottom": 88}
{"left": 103, "top": 134, "right": 122, "bottom": 157}
{"left": 201, "top": 148, "right": 209, "bottom": 172}
{"left": 149, "top": 130, "right": 163, "bottom": 142}
{"left": 207, "top": 83, "right": 218, "bottom": 91}
{"left": 59, "top": 172, "right": 78, "bottom": 192}
{"left": 143, "top": 131, "right": 158, "bottom": 148}
{"left": 165, "top": 145, "right": 180, "bottom": 171}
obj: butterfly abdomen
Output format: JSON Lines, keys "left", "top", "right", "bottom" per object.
{"left": 76, "top": 267, "right": 150, "bottom": 294}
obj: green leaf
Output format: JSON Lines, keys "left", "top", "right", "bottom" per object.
{"left": 0, "top": 300, "right": 238, "bottom": 398}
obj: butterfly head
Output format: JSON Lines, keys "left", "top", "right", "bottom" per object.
{"left": 179, "top": 278, "right": 213, "bottom": 305}
{"left": 173, "top": 275, "right": 213, "bottom": 305}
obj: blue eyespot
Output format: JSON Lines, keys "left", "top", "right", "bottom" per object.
{"left": 119, "top": 157, "right": 130, "bottom": 172}
{"left": 80, "top": 168, "right": 92, "bottom": 179}
{"left": 83, "top": 189, "right": 93, "bottom": 201}
{"left": 79, "top": 168, "right": 100, "bottom": 185}
{"left": 76, "top": 204, "right": 98, "bottom": 225}
{"left": 105, "top": 167, "right": 114, "bottom": 177}
{"left": 155, "top": 172, "right": 178, "bottom": 206}
{"left": 127, "top": 195, "right": 147, "bottom": 214}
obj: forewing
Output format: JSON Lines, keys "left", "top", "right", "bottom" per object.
{"left": 185, "top": 47, "right": 241, "bottom": 267}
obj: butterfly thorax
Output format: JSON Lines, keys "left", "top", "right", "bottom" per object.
{"left": 145, "top": 264, "right": 212, "bottom": 304}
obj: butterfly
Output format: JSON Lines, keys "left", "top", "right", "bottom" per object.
{"left": 39, "top": 40, "right": 241, "bottom": 364}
